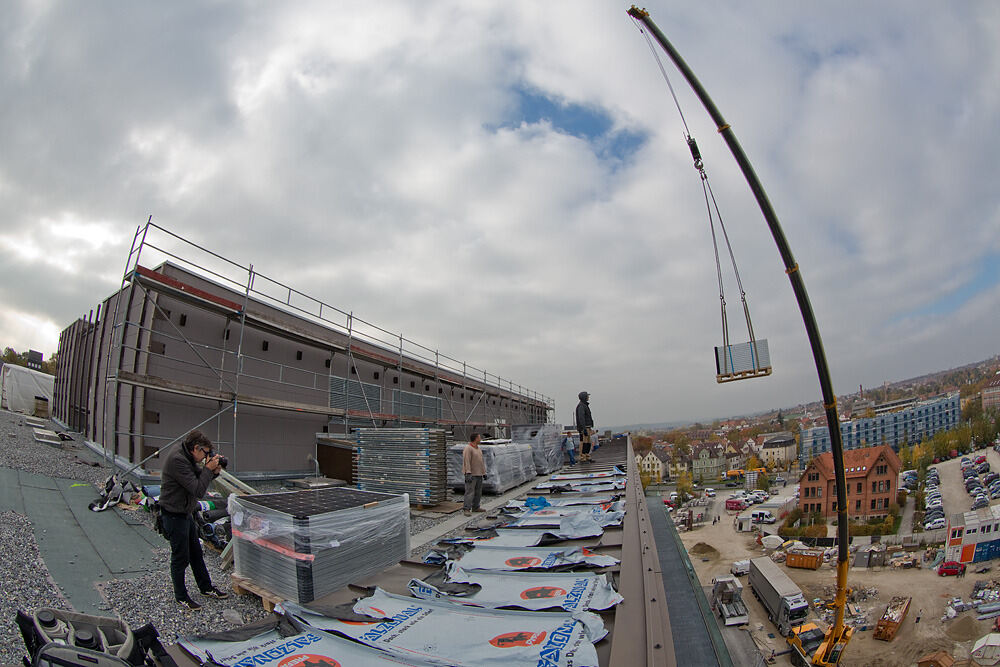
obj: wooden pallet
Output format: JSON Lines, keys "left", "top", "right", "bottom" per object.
{"left": 231, "top": 574, "right": 282, "bottom": 612}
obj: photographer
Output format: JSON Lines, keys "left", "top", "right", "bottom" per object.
{"left": 159, "top": 430, "right": 229, "bottom": 610}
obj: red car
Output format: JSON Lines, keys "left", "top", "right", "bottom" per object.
{"left": 939, "top": 561, "right": 966, "bottom": 577}
{"left": 977, "top": 456, "right": 988, "bottom": 465}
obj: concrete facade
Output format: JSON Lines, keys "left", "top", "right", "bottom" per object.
{"left": 54, "top": 261, "right": 551, "bottom": 475}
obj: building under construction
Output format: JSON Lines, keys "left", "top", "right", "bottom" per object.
{"left": 53, "top": 222, "right": 553, "bottom": 477}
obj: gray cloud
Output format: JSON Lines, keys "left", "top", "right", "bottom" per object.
{"left": 2, "top": 1, "right": 998, "bottom": 426}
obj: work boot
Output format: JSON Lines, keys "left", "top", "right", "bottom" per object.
{"left": 473, "top": 508, "right": 486, "bottom": 513}
{"left": 463, "top": 509, "right": 472, "bottom": 517}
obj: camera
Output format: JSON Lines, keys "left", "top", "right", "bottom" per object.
{"left": 206, "top": 451, "right": 228, "bottom": 469}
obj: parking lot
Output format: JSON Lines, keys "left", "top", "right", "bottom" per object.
{"left": 920, "top": 447, "right": 1000, "bottom": 528}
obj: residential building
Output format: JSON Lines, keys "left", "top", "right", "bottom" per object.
{"left": 799, "top": 392, "right": 960, "bottom": 466}
{"left": 637, "top": 449, "right": 669, "bottom": 483}
{"left": 690, "top": 441, "right": 725, "bottom": 482}
{"left": 723, "top": 440, "right": 752, "bottom": 472}
{"left": 798, "top": 444, "right": 901, "bottom": 520}
{"left": 984, "top": 373, "right": 1000, "bottom": 411}
{"left": 668, "top": 450, "right": 691, "bottom": 479}
{"left": 759, "top": 431, "right": 797, "bottom": 469}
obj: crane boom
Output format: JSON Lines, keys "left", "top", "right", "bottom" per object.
{"left": 626, "top": 6, "right": 853, "bottom": 663}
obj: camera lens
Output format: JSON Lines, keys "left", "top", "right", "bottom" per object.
{"left": 217, "top": 455, "right": 229, "bottom": 469}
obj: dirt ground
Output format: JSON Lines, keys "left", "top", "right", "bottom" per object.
{"left": 675, "top": 466, "right": 1000, "bottom": 667}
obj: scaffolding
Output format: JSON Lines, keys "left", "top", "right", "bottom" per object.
{"left": 83, "top": 220, "right": 552, "bottom": 473}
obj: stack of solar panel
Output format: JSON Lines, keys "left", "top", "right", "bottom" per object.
{"left": 230, "top": 487, "right": 409, "bottom": 604}
{"left": 448, "top": 442, "right": 535, "bottom": 494}
{"left": 354, "top": 428, "right": 448, "bottom": 505}
{"left": 512, "top": 423, "right": 565, "bottom": 474}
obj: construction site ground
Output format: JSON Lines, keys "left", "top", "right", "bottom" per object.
{"left": 676, "top": 475, "right": 995, "bottom": 667}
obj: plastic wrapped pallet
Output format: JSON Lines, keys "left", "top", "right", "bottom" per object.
{"left": 448, "top": 442, "right": 535, "bottom": 494}
{"left": 512, "top": 423, "right": 565, "bottom": 474}
{"left": 354, "top": 428, "right": 447, "bottom": 505}
{"left": 229, "top": 487, "right": 409, "bottom": 604}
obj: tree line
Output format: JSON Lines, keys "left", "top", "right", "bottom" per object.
{"left": 1, "top": 346, "right": 58, "bottom": 375}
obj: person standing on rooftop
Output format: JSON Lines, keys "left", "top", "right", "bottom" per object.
{"left": 576, "top": 391, "right": 594, "bottom": 463}
{"left": 462, "top": 433, "right": 486, "bottom": 516}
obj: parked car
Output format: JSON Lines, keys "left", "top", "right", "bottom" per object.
{"left": 973, "top": 500, "right": 990, "bottom": 510}
{"left": 924, "top": 512, "right": 945, "bottom": 521}
{"left": 938, "top": 561, "right": 966, "bottom": 576}
{"left": 925, "top": 517, "right": 948, "bottom": 530}
{"left": 977, "top": 455, "right": 988, "bottom": 464}
{"left": 703, "top": 488, "right": 716, "bottom": 497}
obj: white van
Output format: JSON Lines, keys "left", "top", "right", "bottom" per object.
{"left": 751, "top": 510, "right": 776, "bottom": 524}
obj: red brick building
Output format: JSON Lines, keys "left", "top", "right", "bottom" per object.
{"left": 798, "top": 444, "right": 901, "bottom": 519}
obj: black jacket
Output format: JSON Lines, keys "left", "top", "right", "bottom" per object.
{"left": 159, "top": 445, "right": 216, "bottom": 515}
{"left": 575, "top": 399, "right": 593, "bottom": 432}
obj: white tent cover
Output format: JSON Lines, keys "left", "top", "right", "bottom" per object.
{"left": 0, "top": 364, "right": 54, "bottom": 413}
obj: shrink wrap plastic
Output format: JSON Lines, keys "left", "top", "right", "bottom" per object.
{"left": 229, "top": 488, "right": 410, "bottom": 603}
{"left": 511, "top": 423, "right": 565, "bottom": 474}
{"left": 448, "top": 442, "right": 535, "bottom": 494}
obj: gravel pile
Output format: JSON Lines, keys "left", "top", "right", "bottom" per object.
{"left": 0, "top": 408, "right": 464, "bottom": 663}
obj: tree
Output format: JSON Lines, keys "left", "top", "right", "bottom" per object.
{"left": 756, "top": 474, "right": 770, "bottom": 492}
{"left": 899, "top": 446, "right": 913, "bottom": 471}
{"left": 747, "top": 455, "right": 763, "bottom": 471}
{"left": 676, "top": 471, "right": 694, "bottom": 502}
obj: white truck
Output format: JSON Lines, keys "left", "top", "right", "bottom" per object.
{"left": 748, "top": 556, "right": 810, "bottom": 636}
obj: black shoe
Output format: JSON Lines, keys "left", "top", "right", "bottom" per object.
{"left": 201, "top": 586, "right": 229, "bottom": 600}
{"left": 177, "top": 597, "right": 202, "bottom": 611}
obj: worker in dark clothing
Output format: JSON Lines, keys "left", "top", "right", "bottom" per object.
{"left": 159, "top": 430, "right": 229, "bottom": 610}
{"left": 575, "top": 391, "right": 594, "bottom": 463}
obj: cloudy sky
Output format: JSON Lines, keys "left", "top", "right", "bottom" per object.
{"left": 2, "top": 2, "right": 998, "bottom": 428}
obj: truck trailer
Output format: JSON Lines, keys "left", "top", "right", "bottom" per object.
{"left": 748, "top": 556, "right": 810, "bottom": 636}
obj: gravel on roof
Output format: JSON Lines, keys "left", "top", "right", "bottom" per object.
{"left": 0, "top": 408, "right": 464, "bottom": 665}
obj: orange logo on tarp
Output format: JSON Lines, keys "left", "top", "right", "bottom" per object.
{"left": 489, "top": 631, "right": 547, "bottom": 648}
{"left": 505, "top": 556, "right": 542, "bottom": 568}
{"left": 277, "top": 655, "right": 341, "bottom": 667}
{"left": 339, "top": 607, "right": 385, "bottom": 625}
{"left": 520, "top": 586, "right": 566, "bottom": 600}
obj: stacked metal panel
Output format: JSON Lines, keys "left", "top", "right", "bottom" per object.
{"left": 230, "top": 487, "right": 409, "bottom": 604}
{"left": 353, "top": 428, "right": 447, "bottom": 505}
{"left": 448, "top": 442, "right": 535, "bottom": 494}
{"left": 512, "top": 423, "right": 565, "bottom": 474}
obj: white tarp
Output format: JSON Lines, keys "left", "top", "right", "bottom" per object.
{"left": 441, "top": 524, "right": 604, "bottom": 549}
{"left": 506, "top": 495, "right": 619, "bottom": 509}
{"left": 409, "top": 565, "right": 624, "bottom": 612}
{"left": 973, "top": 632, "right": 1000, "bottom": 666}
{"left": 452, "top": 544, "right": 619, "bottom": 571}
{"left": 533, "top": 481, "right": 626, "bottom": 492}
{"left": 505, "top": 507, "right": 625, "bottom": 529}
{"left": 280, "top": 588, "right": 606, "bottom": 667}
{"left": 0, "top": 364, "right": 54, "bottom": 413}
{"left": 179, "top": 628, "right": 434, "bottom": 667}
{"left": 549, "top": 470, "right": 624, "bottom": 481}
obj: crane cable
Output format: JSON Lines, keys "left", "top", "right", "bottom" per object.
{"left": 633, "top": 16, "right": 759, "bottom": 358}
